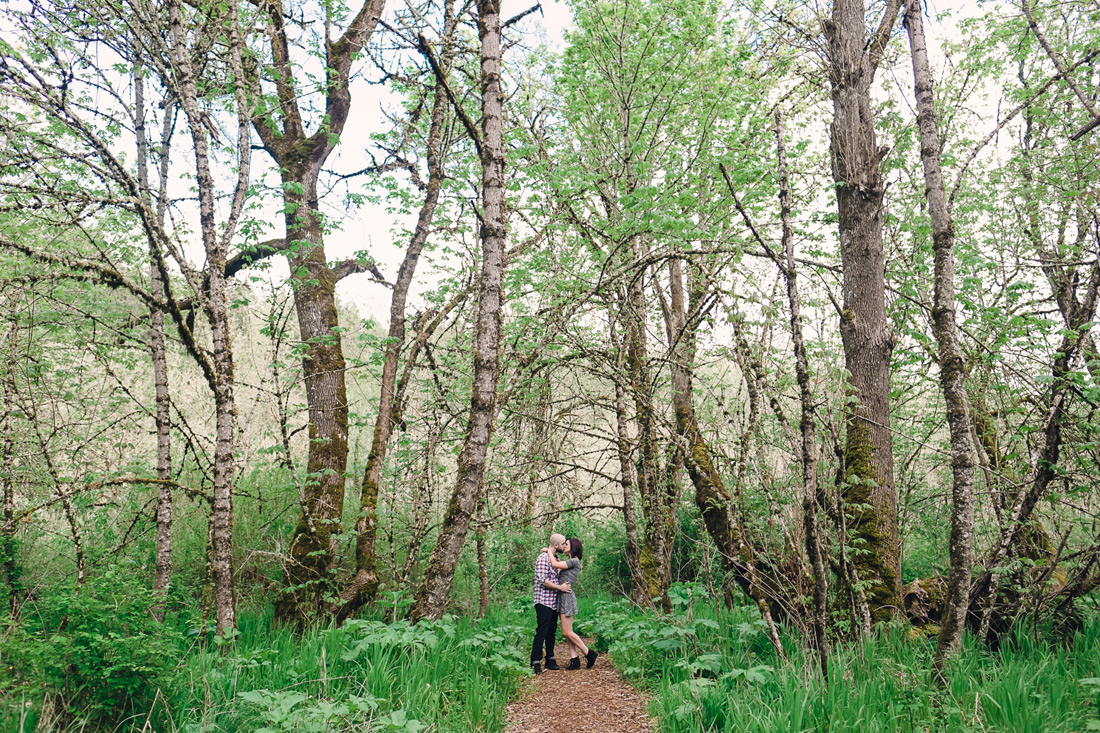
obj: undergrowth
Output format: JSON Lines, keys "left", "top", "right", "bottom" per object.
{"left": 7, "top": 575, "right": 1100, "bottom": 732}
{"left": 577, "top": 583, "right": 1100, "bottom": 732}
{"left": 2, "top": 587, "right": 532, "bottom": 732}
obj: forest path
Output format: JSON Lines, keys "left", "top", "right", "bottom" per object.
{"left": 504, "top": 641, "right": 655, "bottom": 733}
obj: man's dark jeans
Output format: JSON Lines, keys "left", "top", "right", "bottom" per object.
{"left": 530, "top": 603, "right": 558, "bottom": 664}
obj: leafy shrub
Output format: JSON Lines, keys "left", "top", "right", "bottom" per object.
{"left": 171, "top": 603, "right": 530, "bottom": 732}
{"left": 1, "top": 566, "right": 181, "bottom": 728}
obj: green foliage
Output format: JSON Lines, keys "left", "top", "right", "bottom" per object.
{"left": 588, "top": 588, "right": 1100, "bottom": 732}
{"left": 0, "top": 567, "right": 182, "bottom": 728}
{"left": 235, "top": 689, "right": 382, "bottom": 733}
{"left": 169, "top": 605, "right": 528, "bottom": 733}
{"left": 3, "top": 595, "right": 533, "bottom": 731}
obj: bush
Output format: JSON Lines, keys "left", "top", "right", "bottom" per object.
{"left": 1, "top": 566, "right": 182, "bottom": 728}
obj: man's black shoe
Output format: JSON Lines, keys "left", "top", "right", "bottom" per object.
{"left": 544, "top": 658, "right": 560, "bottom": 670}
{"left": 531, "top": 662, "right": 542, "bottom": 675}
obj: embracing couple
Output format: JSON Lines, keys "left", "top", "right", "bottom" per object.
{"left": 530, "top": 533, "right": 598, "bottom": 674}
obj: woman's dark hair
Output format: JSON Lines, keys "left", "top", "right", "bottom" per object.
{"left": 567, "top": 537, "right": 583, "bottom": 561}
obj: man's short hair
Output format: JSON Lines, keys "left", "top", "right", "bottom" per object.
{"left": 549, "top": 533, "right": 566, "bottom": 546}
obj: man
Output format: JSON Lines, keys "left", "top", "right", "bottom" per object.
{"left": 530, "top": 533, "right": 571, "bottom": 674}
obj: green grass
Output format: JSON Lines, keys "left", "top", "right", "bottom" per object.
{"left": 577, "top": 585, "right": 1100, "bottom": 732}
{"left": 8, "top": 581, "right": 1100, "bottom": 732}
{"left": 3, "top": 596, "right": 535, "bottom": 732}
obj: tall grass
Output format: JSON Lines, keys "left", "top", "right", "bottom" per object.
{"left": 578, "top": 585, "right": 1100, "bottom": 732}
{"left": 8, "top": 578, "right": 1100, "bottom": 732}
{"left": 3, "top": 597, "right": 534, "bottom": 732}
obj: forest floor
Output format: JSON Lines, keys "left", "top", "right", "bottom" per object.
{"left": 504, "top": 640, "right": 655, "bottom": 733}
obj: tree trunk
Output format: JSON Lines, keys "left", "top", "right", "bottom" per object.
{"left": 903, "top": 0, "right": 977, "bottom": 674}
{"left": 274, "top": 176, "right": 351, "bottom": 622}
{"left": 477, "top": 490, "right": 490, "bottom": 617}
{"left": 246, "top": 0, "right": 386, "bottom": 625}
{"left": 167, "top": 0, "right": 239, "bottom": 633}
{"left": 408, "top": 0, "right": 507, "bottom": 622}
{"left": 824, "top": 0, "right": 904, "bottom": 623}
{"left": 665, "top": 258, "right": 782, "bottom": 653}
{"left": 774, "top": 112, "right": 829, "bottom": 679}
{"left": 1, "top": 325, "right": 18, "bottom": 619}
{"left": 134, "top": 58, "right": 174, "bottom": 618}
{"left": 150, "top": 261, "right": 173, "bottom": 612}
{"left": 609, "top": 313, "right": 643, "bottom": 592}
{"left": 340, "top": 8, "right": 457, "bottom": 616}
{"left": 624, "top": 240, "right": 669, "bottom": 610}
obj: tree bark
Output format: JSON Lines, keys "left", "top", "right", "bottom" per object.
{"left": 824, "top": 0, "right": 904, "bottom": 623}
{"left": 774, "top": 112, "right": 829, "bottom": 678}
{"left": 247, "top": 0, "right": 387, "bottom": 624}
{"left": 167, "top": 0, "right": 243, "bottom": 633}
{"left": 338, "top": 3, "right": 457, "bottom": 618}
{"left": 273, "top": 176, "right": 352, "bottom": 621}
{"left": 1, "top": 322, "right": 19, "bottom": 619}
{"left": 477, "top": 489, "right": 490, "bottom": 617}
{"left": 408, "top": 0, "right": 507, "bottom": 622}
{"left": 623, "top": 240, "right": 670, "bottom": 610}
{"left": 609, "top": 313, "right": 643, "bottom": 592}
{"left": 134, "top": 57, "right": 174, "bottom": 618}
{"left": 903, "top": 0, "right": 976, "bottom": 674}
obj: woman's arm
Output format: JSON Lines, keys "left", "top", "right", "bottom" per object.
{"left": 544, "top": 547, "right": 570, "bottom": 570}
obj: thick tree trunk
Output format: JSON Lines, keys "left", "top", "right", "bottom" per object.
{"left": 904, "top": 0, "right": 976, "bottom": 674}
{"left": 246, "top": 0, "right": 386, "bottom": 625}
{"left": 825, "top": 0, "right": 903, "bottom": 623}
{"left": 774, "top": 112, "right": 829, "bottom": 678}
{"left": 408, "top": 0, "right": 507, "bottom": 622}
{"left": 340, "top": 10, "right": 456, "bottom": 616}
{"left": 624, "top": 240, "right": 670, "bottom": 610}
{"left": 274, "top": 178, "right": 351, "bottom": 623}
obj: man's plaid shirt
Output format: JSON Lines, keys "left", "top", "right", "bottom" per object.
{"left": 533, "top": 552, "right": 559, "bottom": 609}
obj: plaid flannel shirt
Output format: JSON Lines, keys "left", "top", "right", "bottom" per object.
{"left": 533, "top": 552, "right": 559, "bottom": 609}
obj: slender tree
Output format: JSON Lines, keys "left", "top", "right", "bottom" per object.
{"left": 338, "top": 0, "right": 459, "bottom": 616}
{"left": 0, "top": 314, "right": 19, "bottom": 618}
{"left": 903, "top": 0, "right": 976, "bottom": 673}
{"left": 165, "top": 0, "right": 253, "bottom": 633}
{"left": 133, "top": 51, "right": 175, "bottom": 616}
{"left": 409, "top": 0, "right": 507, "bottom": 622}
{"left": 775, "top": 113, "right": 830, "bottom": 677}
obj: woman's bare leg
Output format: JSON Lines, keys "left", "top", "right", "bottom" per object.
{"left": 560, "top": 616, "right": 578, "bottom": 657}
{"left": 560, "top": 615, "right": 588, "bottom": 656}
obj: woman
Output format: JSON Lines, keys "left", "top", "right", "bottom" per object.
{"left": 543, "top": 538, "right": 598, "bottom": 670}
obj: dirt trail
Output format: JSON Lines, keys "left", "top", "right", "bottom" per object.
{"left": 504, "top": 644, "right": 655, "bottom": 733}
